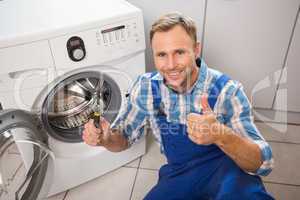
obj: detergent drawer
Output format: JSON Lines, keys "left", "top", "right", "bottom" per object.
{"left": 0, "top": 40, "right": 55, "bottom": 75}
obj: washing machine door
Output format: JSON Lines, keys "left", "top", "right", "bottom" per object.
{"left": 0, "top": 109, "right": 54, "bottom": 200}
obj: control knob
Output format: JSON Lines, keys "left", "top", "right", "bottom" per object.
{"left": 67, "top": 36, "right": 86, "bottom": 62}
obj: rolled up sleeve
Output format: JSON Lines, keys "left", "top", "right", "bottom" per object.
{"left": 220, "top": 82, "right": 274, "bottom": 176}
{"left": 111, "top": 74, "right": 152, "bottom": 146}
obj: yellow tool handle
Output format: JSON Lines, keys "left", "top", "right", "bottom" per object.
{"left": 93, "top": 112, "right": 101, "bottom": 128}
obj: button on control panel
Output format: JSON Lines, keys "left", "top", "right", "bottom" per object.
{"left": 99, "top": 25, "right": 126, "bottom": 45}
{"left": 96, "top": 19, "right": 141, "bottom": 47}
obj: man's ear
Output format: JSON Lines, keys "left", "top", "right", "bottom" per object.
{"left": 194, "top": 42, "right": 201, "bottom": 58}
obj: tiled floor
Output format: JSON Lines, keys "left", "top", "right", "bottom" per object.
{"left": 45, "top": 122, "right": 300, "bottom": 200}
{"left": 45, "top": 133, "right": 165, "bottom": 200}
{"left": 2, "top": 123, "right": 299, "bottom": 200}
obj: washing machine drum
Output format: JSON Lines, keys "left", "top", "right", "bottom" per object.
{"left": 42, "top": 71, "right": 122, "bottom": 142}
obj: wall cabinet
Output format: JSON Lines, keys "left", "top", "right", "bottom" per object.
{"left": 203, "top": 0, "right": 299, "bottom": 109}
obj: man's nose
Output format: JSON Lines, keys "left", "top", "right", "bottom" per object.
{"left": 165, "top": 56, "right": 176, "bottom": 70}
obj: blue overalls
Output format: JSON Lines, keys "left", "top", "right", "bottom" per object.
{"left": 144, "top": 73, "right": 274, "bottom": 200}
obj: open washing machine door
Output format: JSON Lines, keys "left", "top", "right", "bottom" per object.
{"left": 0, "top": 109, "right": 54, "bottom": 200}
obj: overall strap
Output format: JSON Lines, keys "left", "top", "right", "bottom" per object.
{"left": 208, "top": 74, "right": 231, "bottom": 110}
{"left": 150, "top": 72, "right": 161, "bottom": 111}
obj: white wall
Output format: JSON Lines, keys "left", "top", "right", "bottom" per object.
{"left": 126, "top": 0, "right": 206, "bottom": 72}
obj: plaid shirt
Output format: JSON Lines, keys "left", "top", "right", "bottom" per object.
{"left": 112, "top": 60, "right": 274, "bottom": 176}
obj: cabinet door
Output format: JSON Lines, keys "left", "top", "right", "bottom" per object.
{"left": 203, "top": 0, "right": 299, "bottom": 108}
{"left": 274, "top": 14, "right": 300, "bottom": 112}
{"left": 126, "top": 0, "right": 206, "bottom": 72}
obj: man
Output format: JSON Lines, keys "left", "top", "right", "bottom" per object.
{"left": 83, "top": 12, "right": 274, "bottom": 199}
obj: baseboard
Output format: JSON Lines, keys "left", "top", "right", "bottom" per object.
{"left": 253, "top": 108, "right": 300, "bottom": 125}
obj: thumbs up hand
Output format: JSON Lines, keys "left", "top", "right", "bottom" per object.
{"left": 187, "top": 94, "right": 222, "bottom": 145}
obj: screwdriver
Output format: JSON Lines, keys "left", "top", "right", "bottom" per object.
{"left": 93, "top": 83, "right": 102, "bottom": 129}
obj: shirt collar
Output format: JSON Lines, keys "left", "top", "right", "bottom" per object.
{"left": 151, "top": 71, "right": 163, "bottom": 81}
{"left": 189, "top": 58, "right": 208, "bottom": 93}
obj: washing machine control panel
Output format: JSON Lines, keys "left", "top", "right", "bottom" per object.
{"left": 50, "top": 16, "right": 145, "bottom": 68}
{"left": 66, "top": 36, "right": 86, "bottom": 62}
{"left": 95, "top": 18, "right": 143, "bottom": 48}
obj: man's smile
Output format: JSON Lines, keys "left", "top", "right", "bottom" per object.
{"left": 165, "top": 70, "right": 184, "bottom": 80}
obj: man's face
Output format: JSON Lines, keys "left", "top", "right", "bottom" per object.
{"left": 151, "top": 25, "right": 201, "bottom": 92}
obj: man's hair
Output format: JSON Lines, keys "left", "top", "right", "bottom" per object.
{"left": 150, "top": 12, "right": 197, "bottom": 46}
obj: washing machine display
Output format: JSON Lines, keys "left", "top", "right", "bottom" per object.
{"left": 100, "top": 25, "right": 126, "bottom": 44}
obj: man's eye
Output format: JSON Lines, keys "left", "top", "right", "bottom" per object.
{"left": 177, "top": 50, "right": 185, "bottom": 55}
{"left": 157, "top": 53, "right": 166, "bottom": 57}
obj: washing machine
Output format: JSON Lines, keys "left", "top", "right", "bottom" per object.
{"left": 0, "top": 0, "right": 146, "bottom": 199}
